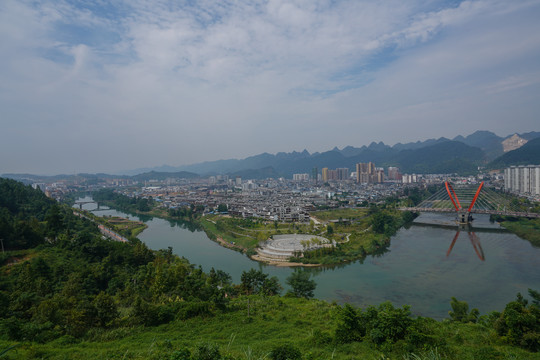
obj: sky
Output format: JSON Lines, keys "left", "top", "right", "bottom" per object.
{"left": 1, "top": 0, "right": 540, "bottom": 175}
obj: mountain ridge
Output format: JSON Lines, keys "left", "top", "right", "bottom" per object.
{"left": 4, "top": 130, "right": 539, "bottom": 179}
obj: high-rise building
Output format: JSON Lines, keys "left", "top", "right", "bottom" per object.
{"left": 402, "top": 174, "right": 418, "bottom": 184}
{"left": 312, "top": 167, "right": 318, "bottom": 184}
{"left": 505, "top": 165, "right": 540, "bottom": 195}
{"left": 387, "top": 167, "right": 401, "bottom": 180}
{"left": 293, "top": 173, "right": 310, "bottom": 181}
{"left": 376, "top": 169, "right": 385, "bottom": 183}
{"left": 337, "top": 168, "right": 349, "bottom": 181}
{"left": 322, "top": 167, "right": 328, "bottom": 182}
{"left": 356, "top": 162, "right": 377, "bottom": 183}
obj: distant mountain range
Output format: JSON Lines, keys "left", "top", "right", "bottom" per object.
{"left": 3, "top": 130, "right": 539, "bottom": 181}
{"left": 488, "top": 137, "right": 540, "bottom": 169}
{"left": 125, "top": 130, "right": 539, "bottom": 178}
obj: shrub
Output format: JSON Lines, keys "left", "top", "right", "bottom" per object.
{"left": 269, "top": 344, "right": 301, "bottom": 360}
{"left": 335, "top": 303, "right": 365, "bottom": 343}
{"left": 494, "top": 293, "right": 540, "bottom": 351}
{"left": 335, "top": 302, "right": 415, "bottom": 345}
{"left": 194, "top": 342, "right": 221, "bottom": 360}
{"left": 365, "top": 302, "right": 413, "bottom": 345}
{"left": 171, "top": 348, "right": 191, "bottom": 360}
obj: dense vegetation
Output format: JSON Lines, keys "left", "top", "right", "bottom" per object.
{"left": 0, "top": 178, "right": 96, "bottom": 250}
{"left": 93, "top": 188, "right": 154, "bottom": 212}
{"left": 1, "top": 178, "right": 540, "bottom": 359}
{"left": 491, "top": 216, "right": 540, "bottom": 247}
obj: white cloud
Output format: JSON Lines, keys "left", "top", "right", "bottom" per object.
{"left": 0, "top": 0, "right": 539, "bottom": 174}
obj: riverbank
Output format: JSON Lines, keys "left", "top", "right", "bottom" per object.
{"left": 156, "top": 207, "right": 409, "bottom": 266}
{"left": 90, "top": 196, "right": 413, "bottom": 266}
{"left": 489, "top": 214, "right": 540, "bottom": 246}
{"left": 74, "top": 208, "right": 148, "bottom": 239}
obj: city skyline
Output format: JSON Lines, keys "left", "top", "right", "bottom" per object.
{"left": 1, "top": 0, "right": 540, "bottom": 175}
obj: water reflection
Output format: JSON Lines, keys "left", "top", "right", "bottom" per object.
{"left": 76, "top": 198, "right": 540, "bottom": 318}
{"left": 165, "top": 217, "right": 202, "bottom": 232}
{"left": 446, "top": 228, "right": 485, "bottom": 261}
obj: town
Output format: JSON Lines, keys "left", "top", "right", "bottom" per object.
{"left": 24, "top": 162, "right": 537, "bottom": 224}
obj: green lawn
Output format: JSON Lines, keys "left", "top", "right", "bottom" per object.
{"left": 311, "top": 208, "right": 369, "bottom": 222}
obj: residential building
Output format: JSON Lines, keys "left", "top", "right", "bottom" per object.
{"left": 505, "top": 165, "right": 540, "bottom": 195}
{"left": 322, "top": 167, "right": 328, "bottom": 182}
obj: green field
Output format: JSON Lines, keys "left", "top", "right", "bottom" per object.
{"left": 311, "top": 208, "right": 369, "bottom": 222}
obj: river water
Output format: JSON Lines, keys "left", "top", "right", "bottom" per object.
{"left": 79, "top": 197, "right": 540, "bottom": 319}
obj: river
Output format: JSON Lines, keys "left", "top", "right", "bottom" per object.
{"left": 78, "top": 197, "right": 540, "bottom": 319}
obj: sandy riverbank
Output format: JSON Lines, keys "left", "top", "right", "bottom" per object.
{"left": 249, "top": 254, "right": 323, "bottom": 267}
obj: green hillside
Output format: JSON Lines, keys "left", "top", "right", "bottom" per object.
{"left": 1, "top": 178, "right": 540, "bottom": 359}
{"left": 395, "top": 141, "right": 484, "bottom": 174}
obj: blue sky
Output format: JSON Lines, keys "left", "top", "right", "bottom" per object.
{"left": 1, "top": 0, "right": 539, "bottom": 174}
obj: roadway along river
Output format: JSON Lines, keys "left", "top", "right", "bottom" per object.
{"left": 79, "top": 197, "right": 540, "bottom": 319}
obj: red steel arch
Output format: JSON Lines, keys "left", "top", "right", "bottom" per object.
{"left": 445, "top": 181, "right": 461, "bottom": 211}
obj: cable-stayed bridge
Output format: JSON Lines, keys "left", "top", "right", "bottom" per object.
{"left": 401, "top": 181, "right": 540, "bottom": 224}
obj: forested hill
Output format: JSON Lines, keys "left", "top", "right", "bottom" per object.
{"left": 0, "top": 177, "right": 233, "bottom": 343}
{"left": 0, "top": 178, "right": 79, "bottom": 249}
{"left": 488, "top": 137, "right": 540, "bottom": 168}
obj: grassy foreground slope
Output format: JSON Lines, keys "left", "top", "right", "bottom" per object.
{"left": 1, "top": 295, "right": 540, "bottom": 360}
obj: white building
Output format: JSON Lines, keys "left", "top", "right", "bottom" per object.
{"left": 401, "top": 174, "right": 418, "bottom": 184}
{"left": 293, "top": 173, "right": 310, "bottom": 181}
{"left": 504, "top": 165, "right": 540, "bottom": 195}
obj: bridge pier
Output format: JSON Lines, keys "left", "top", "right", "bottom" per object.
{"left": 457, "top": 211, "right": 473, "bottom": 224}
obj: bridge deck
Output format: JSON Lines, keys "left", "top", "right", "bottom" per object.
{"left": 400, "top": 207, "right": 540, "bottom": 219}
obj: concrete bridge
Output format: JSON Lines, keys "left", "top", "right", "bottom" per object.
{"left": 74, "top": 200, "right": 108, "bottom": 211}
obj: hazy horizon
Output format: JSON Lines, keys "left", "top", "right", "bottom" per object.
{"left": 2, "top": 1, "right": 540, "bottom": 175}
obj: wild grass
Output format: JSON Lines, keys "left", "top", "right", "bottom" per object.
{"left": 1, "top": 296, "right": 537, "bottom": 360}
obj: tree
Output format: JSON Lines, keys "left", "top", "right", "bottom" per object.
{"left": 262, "top": 276, "right": 282, "bottom": 296}
{"left": 494, "top": 292, "right": 540, "bottom": 351}
{"left": 93, "top": 291, "right": 118, "bottom": 327}
{"left": 335, "top": 303, "right": 364, "bottom": 343}
{"left": 326, "top": 225, "right": 334, "bottom": 235}
{"left": 529, "top": 288, "right": 540, "bottom": 306}
{"left": 45, "top": 204, "right": 64, "bottom": 237}
{"left": 449, "top": 297, "right": 479, "bottom": 323}
{"left": 286, "top": 271, "right": 316, "bottom": 299}
{"left": 217, "top": 204, "right": 228, "bottom": 213}
{"left": 240, "top": 269, "right": 281, "bottom": 296}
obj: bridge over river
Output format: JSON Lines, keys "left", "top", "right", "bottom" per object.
{"left": 400, "top": 181, "right": 540, "bottom": 223}
{"left": 74, "top": 200, "right": 110, "bottom": 211}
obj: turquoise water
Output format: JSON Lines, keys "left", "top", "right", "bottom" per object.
{"left": 80, "top": 198, "right": 540, "bottom": 319}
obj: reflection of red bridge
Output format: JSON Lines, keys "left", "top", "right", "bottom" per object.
{"left": 446, "top": 229, "right": 485, "bottom": 261}
{"left": 401, "top": 181, "right": 540, "bottom": 224}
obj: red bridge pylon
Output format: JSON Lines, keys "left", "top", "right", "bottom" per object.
{"left": 444, "top": 181, "right": 484, "bottom": 224}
